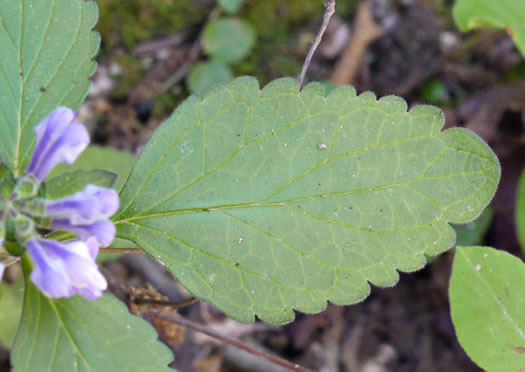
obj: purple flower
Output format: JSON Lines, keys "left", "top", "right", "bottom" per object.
{"left": 26, "top": 237, "right": 107, "bottom": 300}
{"left": 46, "top": 185, "right": 119, "bottom": 225}
{"left": 27, "top": 107, "right": 90, "bottom": 182}
{"left": 51, "top": 219, "right": 116, "bottom": 247}
{"left": 0, "top": 262, "right": 4, "bottom": 281}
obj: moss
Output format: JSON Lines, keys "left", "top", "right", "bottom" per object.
{"left": 96, "top": 0, "right": 212, "bottom": 51}
{"left": 111, "top": 54, "right": 144, "bottom": 101}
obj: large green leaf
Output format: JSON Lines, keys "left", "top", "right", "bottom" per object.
{"left": 11, "top": 257, "right": 174, "bottom": 372}
{"left": 454, "top": 0, "right": 525, "bottom": 56}
{"left": 0, "top": 0, "right": 100, "bottom": 175}
{"left": 517, "top": 168, "right": 525, "bottom": 253}
{"left": 115, "top": 77, "right": 500, "bottom": 324}
{"left": 450, "top": 246, "right": 525, "bottom": 371}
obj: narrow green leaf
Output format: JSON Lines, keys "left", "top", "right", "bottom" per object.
{"left": 517, "top": 168, "right": 525, "bottom": 253}
{"left": 187, "top": 61, "right": 234, "bottom": 95}
{"left": 453, "top": 0, "right": 525, "bottom": 56}
{"left": 44, "top": 169, "right": 117, "bottom": 200}
{"left": 0, "top": 0, "right": 100, "bottom": 175}
{"left": 11, "top": 256, "right": 174, "bottom": 372}
{"left": 0, "top": 277, "right": 24, "bottom": 348}
{"left": 217, "top": 0, "right": 243, "bottom": 14}
{"left": 49, "top": 145, "right": 136, "bottom": 192}
{"left": 450, "top": 246, "right": 525, "bottom": 371}
{"left": 202, "top": 18, "right": 255, "bottom": 63}
{"left": 115, "top": 77, "right": 500, "bottom": 324}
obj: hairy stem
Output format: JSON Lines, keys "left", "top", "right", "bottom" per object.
{"left": 147, "top": 309, "right": 316, "bottom": 372}
{"left": 297, "top": 0, "right": 336, "bottom": 88}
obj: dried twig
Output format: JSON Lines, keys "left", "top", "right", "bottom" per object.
{"left": 157, "top": 6, "right": 222, "bottom": 96}
{"left": 297, "top": 0, "right": 336, "bottom": 88}
{"left": 147, "top": 309, "right": 316, "bottom": 372}
{"left": 133, "top": 296, "right": 198, "bottom": 308}
{"left": 330, "top": 0, "right": 382, "bottom": 86}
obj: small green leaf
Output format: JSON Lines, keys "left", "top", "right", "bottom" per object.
{"left": 115, "top": 77, "right": 500, "bottom": 324}
{"left": 217, "top": 0, "right": 243, "bottom": 14}
{"left": 187, "top": 61, "right": 234, "bottom": 95}
{"left": 44, "top": 169, "right": 117, "bottom": 200}
{"left": 453, "top": 0, "right": 525, "bottom": 56}
{"left": 0, "top": 0, "right": 100, "bottom": 176}
{"left": 49, "top": 145, "right": 136, "bottom": 192}
{"left": 450, "top": 246, "right": 525, "bottom": 371}
{"left": 202, "top": 18, "right": 256, "bottom": 63}
{"left": 0, "top": 277, "right": 24, "bottom": 348}
{"left": 453, "top": 207, "right": 493, "bottom": 247}
{"left": 11, "top": 256, "right": 174, "bottom": 372}
{"left": 517, "top": 168, "right": 525, "bottom": 253}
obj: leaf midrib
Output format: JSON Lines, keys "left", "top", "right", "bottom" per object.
{"left": 115, "top": 165, "right": 494, "bottom": 224}
{"left": 459, "top": 249, "right": 525, "bottom": 341}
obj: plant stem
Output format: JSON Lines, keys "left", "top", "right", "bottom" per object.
{"left": 297, "top": 0, "right": 336, "bottom": 88}
{"left": 146, "top": 309, "right": 316, "bottom": 372}
{"left": 133, "top": 296, "right": 198, "bottom": 308}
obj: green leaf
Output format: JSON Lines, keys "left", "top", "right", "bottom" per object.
{"left": 115, "top": 77, "right": 500, "bottom": 324}
{"left": 453, "top": 207, "right": 493, "bottom": 247}
{"left": 187, "top": 61, "right": 234, "bottom": 95}
{"left": 0, "top": 277, "right": 24, "bottom": 348}
{"left": 217, "top": 0, "right": 243, "bottom": 14}
{"left": 517, "top": 168, "right": 525, "bottom": 253}
{"left": 202, "top": 18, "right": 255, "bottom": 63}
{"left": 453, "top": 0, "right": 525, "bottom": 56}
{"left": 49, "top": 145, "right": 136, "bottom": 192}
{"left": 11, "top": 256, "right": 174, "bottom": 372}
{"left": 450, "top": 246, "right": 525, "bottom": 371}
{"left": 0, "top": 0, "right": 100, "bottom": 176}
{"left": 44, "top": 169, "right": 117, "bottom": 200}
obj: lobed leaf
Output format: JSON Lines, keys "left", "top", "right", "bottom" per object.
{"left": 453, "top": 0, "right": 525, "bottom": 56}
{"left": 0, "top": 0, "right": 100, "bottom": 175}
{"left": 115, "top": 77, "right": 500, "bottom": 324}
{"left": 11, "top": 257, "right": 174, "bottom": 372}
{"left": 450, "top": 246, "right": 525, "bottom": 371}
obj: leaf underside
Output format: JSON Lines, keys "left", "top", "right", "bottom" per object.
{"left": 453, "top": 0, "right": 525, "bottom": 56}
{"left": 11, "top": 259, "right": 174, "bottom": 372}
{"left": 450, "top": 246, "right": 525, "bottom": 371}
{"left": 0, "top": 0, "right": 99, "bottom": 175}
{"left": 115, "top": 77, "right": 500, "bottom": 324}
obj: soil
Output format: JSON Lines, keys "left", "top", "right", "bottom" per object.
{"left": 4, "top": 0, "right": 525, "bottom": 370}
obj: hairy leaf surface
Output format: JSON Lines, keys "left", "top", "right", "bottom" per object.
{"left": 450, "top": 246, "right": 525, "bottom": 371}
{"left": 454, "top": 0, "right": 525, "bottom": 56}
{"left": 115, "top": 77, "right": 500, "bottom": 324}
{"left": 11, "top": 257, "right": 174, "bottom": 372}
{"left": 0, "top": 0, "right": 99, "bottom": 175}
